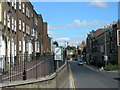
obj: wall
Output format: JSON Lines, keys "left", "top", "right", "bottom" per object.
{"left": 1, "top": 63, "right": 70, "bottom": 89}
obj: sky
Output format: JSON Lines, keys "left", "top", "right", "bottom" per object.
{"left": 31, "top": 1, "right": 118, "bottom": 47}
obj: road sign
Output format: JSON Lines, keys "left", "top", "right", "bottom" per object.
{"left": 117, "top": 30, "right": 120, "bottom": 46}
{"left": 54, "top": 47, "right": 63, "bottom": 61}
{"left": 104, "top": 55, "right": 108, "bottom": 61}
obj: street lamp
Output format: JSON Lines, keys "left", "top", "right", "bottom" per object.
{"left": 104, "top": 26, "right": 108, "bottom": 67}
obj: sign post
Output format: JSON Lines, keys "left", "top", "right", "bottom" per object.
{"left": 54, "top": 47, "right": 63, "bottom": 70}
{"left": 104, "top": 55, "right": 108, "bottom": 67}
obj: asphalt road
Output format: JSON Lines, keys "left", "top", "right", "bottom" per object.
{"left": 69, "top": 61, "right": 119, "bottom": 88}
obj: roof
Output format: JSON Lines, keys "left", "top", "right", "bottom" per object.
{"left": 94, "top": 28, "right": 104, "bottom": 37}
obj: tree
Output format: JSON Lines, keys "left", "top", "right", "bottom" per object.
{"left": 53, "top": 41, "right": 59, "bottom": 46}
{"left": 65, "top": 45, "right": 76, "bottom": 50}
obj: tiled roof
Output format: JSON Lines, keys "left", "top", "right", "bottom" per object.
{"left": 94, "top": 28, "right": 104, "bottom": 37}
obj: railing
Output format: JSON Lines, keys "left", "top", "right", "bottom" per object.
{"left": 0, "top": 54, "right": 57, "bottom": 82}
{"left": 0, "top": 53, "right": 67, "bottom": 83}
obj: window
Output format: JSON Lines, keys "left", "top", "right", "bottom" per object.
{"left": 23, "top": 40, "right": 25, "bottom": 54}
{"left": 7, "top": 14, "right": 10, "bottom": 28}
{"left": 14, "top": 0, "right": 16, "bottom": 10}
{"left": 22, "top": 3, "right": 25, "bottom": 13}
{"left": 14, "top": 19, "right": 16, "bottom": 32}
{"left": 4, "top": 11, "right": 6, "bottom": 26}
{"left": 12, "top": 1, "right": 16, "bottom": 9}
{"left": 14, "top": 45, "right": 16, "bottom": 56}
{"left": 19, "top": 19, "right": 21, "bottom": 30}
{"left": 26, "top": 25, "right": 28, "bottom": 34}
{"left": 26, "top": 7, "right": 30, "bottom": 18}
{"left": 12, "top": 2, "right": 14, "bottom": 7}
{"left": 35, "top": 31, "right": 38, "bottom": 39}
{"left": 35, "top": 17, "right": 38, "bottom": 25}
{"left": 31, "top": 13, "right": 33, "bottom": 17}
{"left": 28, "top": 26, "right": 30, "bottom": 34}
{"left": 19, "top": 1, "right": 22, "bottom": 10}
{"left": 19, "top": 41, "right": 22, "bottom": 51}
{"left": 26, "top": 7, "right": 28, "bottom": 16}
{"left": 28, "top": 9, "right": 30, "bottom": 18}
{"left": 7, "top": 0, "right": 10, "bottom": 2}
{"left": 12, "top": 17, "right": 14, "bottom": 31}
{"left": 26, "top": 43, "right": 28, "bottom": 52}
{"left": 23, "top": 22, "right": 25, "bottom": 32}
{"left": 31, "top": 28, "right": 34, "bottom": 36}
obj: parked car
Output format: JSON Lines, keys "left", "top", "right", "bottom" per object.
{"left": 78, "top": 60, "right": 84, "bottom": 65}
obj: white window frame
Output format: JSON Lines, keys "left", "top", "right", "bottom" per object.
{"left": 19, "top": 19, "right": 21, "bottom": 30}
{"left": 14, "top": 45, "right": 16, "bottom": 56}
{"left": 35, "top": 17, "right": 38, "bottom": 25}
{"left": 22, "top": 3, "right": 25, "bottom": 13}
{"left": 19, "top": 1, "right": 22, "bottom": 10}
{"left": 4, "top": 11, "right": 6, "bottom": 26}
{"left": 23, "top": 22, "right": 25, "bottom": 32}
{"left": 12, "top": 17, "right": 14, "bottom": 31}
{"left": 14, "top": 19, "right": 16, "bottom": 32}
{"left": 19, "top": 41, "right": 22, "bottom": 51}
{"left": 7, "top": 14, "right": 10, "bottom": 28}
{"left": 31, "top": 13, "right": 33, "bottom": 18}
{"left": 14, "top": 0, "right": 16, "bottom": 10}
{"left": 26, "top": 7, "right": 28, "bottom": 17}
{"left": 12, "top": 1, "right": 14, "bottom": 7}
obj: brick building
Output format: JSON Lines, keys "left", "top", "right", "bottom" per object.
{"left": 86, "top": 23, "right": 118, "bottom": 67}
{"left": 0, "top": 1, "right": 51, "bottom": 67}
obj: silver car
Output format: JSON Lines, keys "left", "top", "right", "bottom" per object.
{"left": 78, "top": 60, "right": 83, "bottom": 65}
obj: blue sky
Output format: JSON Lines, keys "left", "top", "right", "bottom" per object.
{"left": 31, "top": 2, "right": 118, "bottom": 46}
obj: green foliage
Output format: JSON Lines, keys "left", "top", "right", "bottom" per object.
{"left": 72, "top": 54, "right": 75, "bottom": 58}
{"left": 65, "top": 45, "right": 76, "bottom": 50}
{"left": 104, "top": 64, "right": 118, "bottom": 71}
{"left": 53, "top": 41, "right": 58, "bottom": 46}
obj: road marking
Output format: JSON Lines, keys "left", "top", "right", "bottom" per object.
{"left": 69, "top": 65, "right": 76, "bottom": 90}
{"left": 84, "top": 64, "right": 97, "bottom": 71}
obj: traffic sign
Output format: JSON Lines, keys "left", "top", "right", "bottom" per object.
{"left": 54, "top": 47, "right": 63, "bottom": 61}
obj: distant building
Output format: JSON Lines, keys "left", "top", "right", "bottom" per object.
{"left": 77, "top": 41, "right": 86, "bottom": 55}
{"left": 86, "top": 23, "right": 118, "bottom": 67}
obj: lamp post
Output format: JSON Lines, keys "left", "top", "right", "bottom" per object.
{"left": 104, "top": 26, "right": 108, "bottom": 67}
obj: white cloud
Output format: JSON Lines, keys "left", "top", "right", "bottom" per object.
{"left": 55, "top": 36, "right": 85, "bottom": 46}
{"left": 56, "top": 37, "right": 70, "bottom": 41}
{"left": 48, "top": 19, "right": 112, "bottom": 30}
{"left": 48, "top": 30, "right": 55, "bottom": 35}
{"left": 89, "top": 0, "right": 108, "bottom": 8}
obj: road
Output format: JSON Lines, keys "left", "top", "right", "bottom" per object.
{"left": 69, "top": 61, "right": 119, "bottom": 88}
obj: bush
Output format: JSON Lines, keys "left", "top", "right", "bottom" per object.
{"left": 104, "top": 64, "right": 118, "bottom": 71}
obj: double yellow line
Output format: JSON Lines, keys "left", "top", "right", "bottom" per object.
{"left": 69, "top": 65, "right": 76, "bottom": 90}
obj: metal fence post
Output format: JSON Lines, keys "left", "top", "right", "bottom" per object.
{"left": 36, "top": 55, "right": 37, "bottom": 79}
{"left": 23, "top": 55, "right": 26, "bottom": 80}
{"left": 0, "top": 57, "right": 3, "bottom": 83}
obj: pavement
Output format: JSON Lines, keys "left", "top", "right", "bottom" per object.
{"left": 84, "top": 63, "right": 118, "bottom": 73}
{"left": 68, "top": 61, "right": 119, "bottom": 88}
